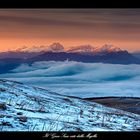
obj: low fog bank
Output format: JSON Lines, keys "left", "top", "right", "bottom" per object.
{"left": 1, "top": 61, "right": 140, "bottom": 98}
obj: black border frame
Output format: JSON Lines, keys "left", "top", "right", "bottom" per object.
{"left": 0, "top": 1, "right": 140, "bottom": 139}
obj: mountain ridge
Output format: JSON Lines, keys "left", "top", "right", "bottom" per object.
{"left": 0, "top": 43, "right": 140, "bottom": 66}
{"left": 3, "top": 43, "right": 124, "bottom": 54}
{"left": 28, "top": 51, "right": 140, "bottom": 64}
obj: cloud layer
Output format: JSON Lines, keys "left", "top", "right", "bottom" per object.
{"left": 1, "top": 61, "right": 140, "bottom": 98}
{"left": 0, "top": 9, "right": 140, "bottom": 52}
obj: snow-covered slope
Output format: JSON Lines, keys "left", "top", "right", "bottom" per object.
{"left": 0, "top": 79, "right": 140, "bottom": 131}
{"left": 13, "top": 43, "right": 64, "bottom": 53}
{"left": 11, "top": 43, "right": 123, "bottom": 54}
{"left": 93, "top": 44, "right": 122, "bottom": 54}
{"left": 67, "top": 45, "right": 95, "bottom": 53}
{"left": 67, "top": 44, "right": 122, "bottom": 54}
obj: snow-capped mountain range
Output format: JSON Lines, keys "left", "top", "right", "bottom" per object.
{"left": 0, "top": 42, "right": 140, "bottom": 66}
{"left": 14, "top": 43, "right": 64, "bottom": 53}
{"left": 1, "top": 79, "right": 140, "bottom": 131}
{"left": 13, "top": 43, "right": 123, "bottom": 54}
{"left": 67, "top": 44, "right": 122, "bottom": 54}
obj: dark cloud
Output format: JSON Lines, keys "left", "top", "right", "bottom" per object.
{"left": 0, "top": 9, "right": 140, "bottom": 51}
{"left": 0, "top": 9, "right": 140, "bottom": 28}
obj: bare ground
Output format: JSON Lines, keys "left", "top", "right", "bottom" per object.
{"left": 84, "top": 97, "right": 140, "bottom": 115}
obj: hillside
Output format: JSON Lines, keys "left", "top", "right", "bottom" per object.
{"left": 0, "top": 79, "right": 140, "bottom": 131}
{"left": 84, "top": 97, "right": 140, "bottom": 115}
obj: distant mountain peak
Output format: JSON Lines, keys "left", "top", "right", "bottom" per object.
{"left": 94, "top": 44, "right": 122, "bottom": 54}
{"left": 11, "top": 43, "right": 124, "bottom": 55}
{"left": 67, "top": 44, "right": 123, "bottom": 55}
{"left": 13, "top": 43, "right": 64, "bottom": 53}
{"left": 67, "top": 44, "right": 95, "bottom": 53}
{"left": 47, "top": 42, "right": 64, "bottom": 52}
{"left": 14, "top": 46, "right": 29, "bottom": 52}
{"left": 14, "top": 45, "right": 48, "bottom": 52}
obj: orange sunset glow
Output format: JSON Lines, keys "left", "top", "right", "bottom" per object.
{"left": 0, "top": 9, "right": 140, "bottom": 52}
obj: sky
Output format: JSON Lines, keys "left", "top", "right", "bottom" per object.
{"left": 0, "top": 9, "right": 140, "bottom": 52}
